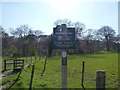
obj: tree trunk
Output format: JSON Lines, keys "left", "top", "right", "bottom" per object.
{"left": 106, "top": 42, "right": 110, "bottom": 51}
{"left": 106, "top": 36, "right": 110, "bottom": 51}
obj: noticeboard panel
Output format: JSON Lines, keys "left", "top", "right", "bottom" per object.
{"left": 52, "top": 27, "right": 75, "bottom": 49}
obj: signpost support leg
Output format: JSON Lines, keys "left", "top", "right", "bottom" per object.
{"left": 61, "top": 50, "right": 67, "bottom": 89}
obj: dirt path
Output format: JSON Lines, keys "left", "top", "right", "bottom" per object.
{"left": 0, "top": 64, "right": 29, "bottom": 90}
{"left": 0, "top": 70, "right": 13, "bottom": 90}
{"left": 1, "top": 60, "right": 38, "bottom": 89}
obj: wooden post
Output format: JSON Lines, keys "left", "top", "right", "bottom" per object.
{"left": 29, "top": 64, "right": 35, "bottom": 90}
{"left": 96, "top": 70, "right": 106, "bottom": 90}
{"left": 41, "top": 56, "right": 47, "bottom": 76}
{"left": 22, "top": 59, "right": 24, "bottom": 69}
{"left": 61, "top": 50, "right": 67, "bottom": 89}
{"left": 81, "top": 61, "right": 85, "bottom": 90}
{"left": 4, "top": 60, "right": 7, "bottom": 71}
{"left": 13, "top": 60, "right": 16, "bottom": 71}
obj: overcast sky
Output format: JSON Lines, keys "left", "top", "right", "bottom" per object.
{"left": 1, "top": 0, "right": 119, "bottom": 35}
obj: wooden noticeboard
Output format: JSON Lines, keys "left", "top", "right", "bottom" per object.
{"left": 52, "top": 24, "right": 75, "bottom": 49}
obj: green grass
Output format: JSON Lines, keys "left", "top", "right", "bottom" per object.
{"left": 2, "top": 51, "right": 118, "bottom": 89}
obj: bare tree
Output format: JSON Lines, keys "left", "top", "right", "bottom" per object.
{"left": 81, "top": 29, "right": 95, "bottom": 53}
{"left": 34, "top": 30, "right": 43, "bottom": 60}
{"left": 10, "top": 25, "right": 32, "bottom": 57}
{"left": 54, "top": 19, "right": 72, "bottom": 27}
{"left": 96, "top": 26, "right": 116, "bottom": 51}
{"left": 54, "top": 19, "right": 85, "bottom": 38}
{"left": 34, "top": 30, "right": 43, "bottom": 37}
{"left": 112, "top": 34, "right": 120, "bottom": 51}
{"left": 73, "top": 21, "right": 86, "bottom": 38}
{"left": 11, "top": 24, "right": 31, "bottom": 38}
{"left": 1, "top": 27, "right": 16, "bottom": 57}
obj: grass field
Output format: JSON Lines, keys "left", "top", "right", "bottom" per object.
{"left": 2, "top": 51, "right": 118, "bottom": 89}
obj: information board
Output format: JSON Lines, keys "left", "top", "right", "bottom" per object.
{"left": 52, "top": 24, "right": 75, "bottom": 49}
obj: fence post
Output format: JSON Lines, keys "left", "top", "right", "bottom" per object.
{"left": 81, "top": 61, "right": 85, "bottom": 90}
{"left": 22, "top": 59, "right": 24, "bottom": 69}
{"left": 4, "top": 60, "right": 7, "bottom": 71}
{"left": 41, "top": 56, "right": 47, "bottom": 76}
{"left": 29, "top": 64, "right": 35, "bottom": 90}
{"left": 96, "top": 70, "right": 106, "bottom": 90}
{"left": 13, "top": 60, "right": 15, "bottom": 71}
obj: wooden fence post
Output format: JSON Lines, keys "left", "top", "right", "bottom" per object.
{"left": 41, "top": 56, "right": 47, "bottom": 76}
{"left": 13, "top": 60, "right": 15, "bottom": 71}
{"left": 96, "top": 70, "right": 106, "bottom": 90}
{"left": 21, "top": 59, "right": 24, "bottom": 69}
{"left": 29, "top": 64, "right": 35, "bottom": 90}
{"left": 81, "top": 61, "right": 85, "bottom": 90}
{"left": 4, "top": 60, "right": 7, "bottom": 71}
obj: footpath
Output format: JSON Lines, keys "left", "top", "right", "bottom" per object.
{"left": 0, "top": 70, "right": 13, "bottom": 90}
